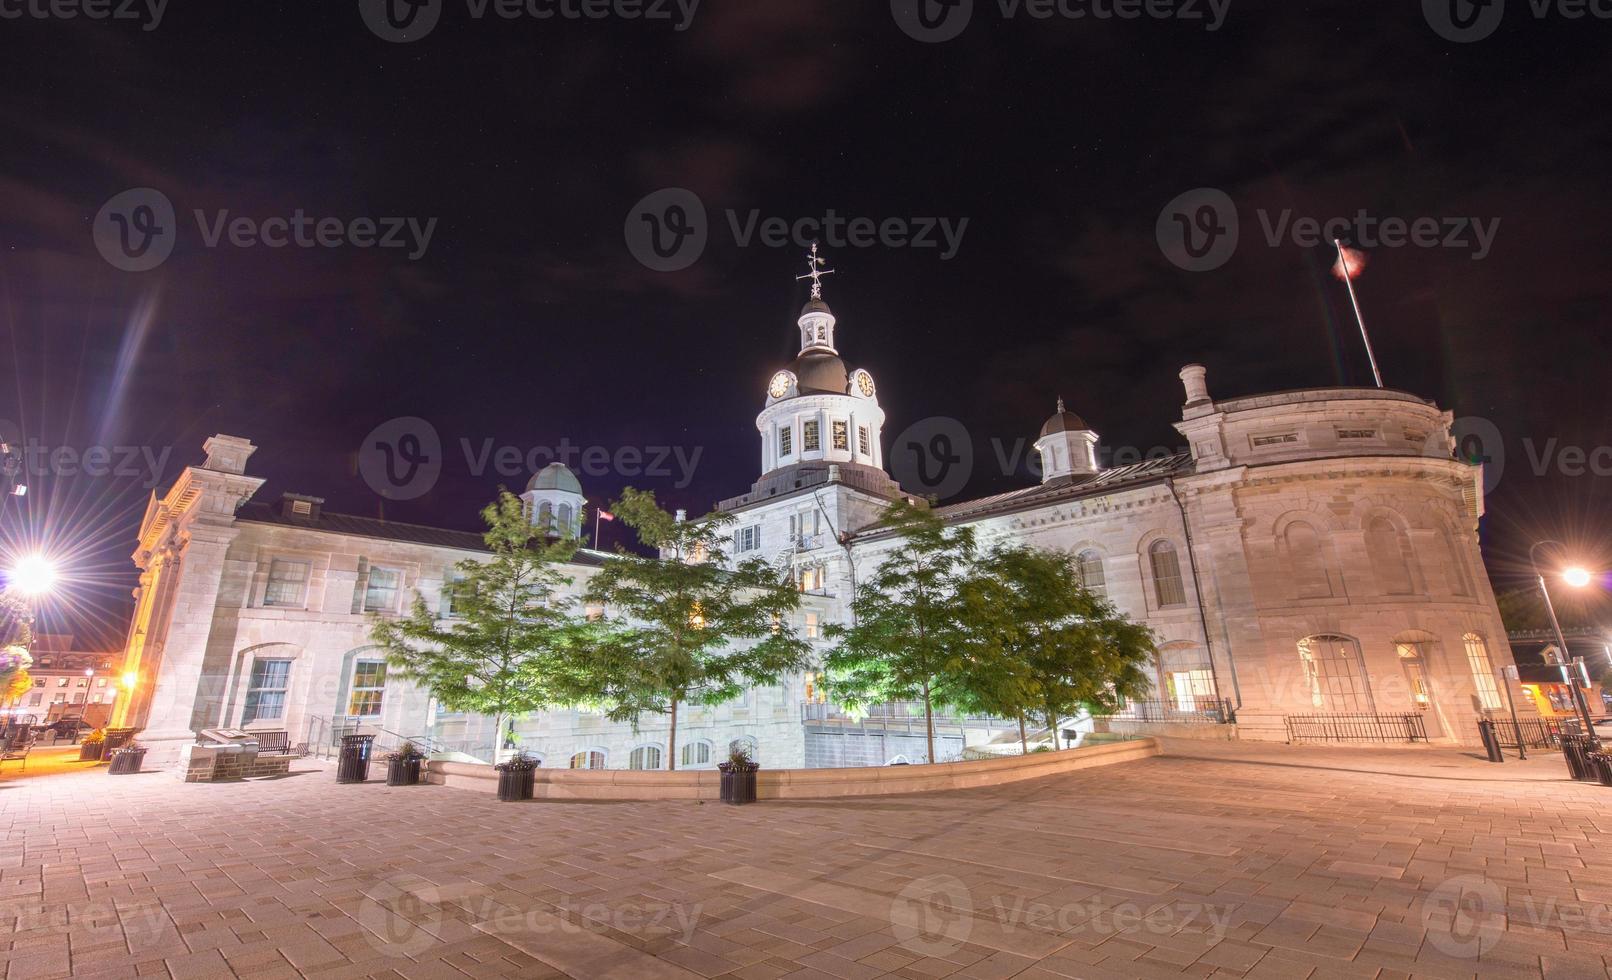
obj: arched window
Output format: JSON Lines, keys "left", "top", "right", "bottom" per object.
{"left": 1464, "top": 633, "right": 1502, "bottom": 711}
{"left": 1157, "top": 645, "right": 1215, "bottom": 709}
{"left": 1282, "top": 522, "right": 1332, "bottom": 598}
{"left": 557, "top": 503, "right": 574, "bottom": 533}
{"left": 1075, "top": 551, "right": 1107, "bottom": 597}
{"left": 680, "top": 740, "right": 712, "bottom": 768}
{"left": 628, "top": 745, "right": 662, "bottom": 770}
{"left": 1149, "top": 541, "right": 1187, "bottom": 607}
{"left": 1297, "top": 634, "right": 1372, "bottom": 712}
{"left": 1365, "top": 517, "right": 1415, "bottom": 595}
{"left": 538, "top": 501, "right": 554, "bottom": 530}
{"left": 569, "top": 749, "right": 606, "bottom": 770}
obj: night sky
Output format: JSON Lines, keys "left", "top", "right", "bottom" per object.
{"left": 3, "top": 0, "right": 1611, "bottom": 645}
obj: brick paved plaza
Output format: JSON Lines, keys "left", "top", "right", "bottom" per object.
{"left": 3, "top": 741, "right": 1611, "bottom": 980}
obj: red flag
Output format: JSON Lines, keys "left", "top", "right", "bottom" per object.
{"left": 1332, "top": 244, "right": 1368, "bottom": 281}
{"left": 597, "top": 509, "right": 615, "bottom": 522}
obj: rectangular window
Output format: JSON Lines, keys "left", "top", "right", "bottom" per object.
{"left": 1336, "top": 428, "right": 1378, "bottom": 440}
{"left": 1252, "top": 433, "right": 1298, "bottom": 448}
{"left": 243, "top": 659, "right": 292, "bottom": 724}
{"left": 858, "top": 426, "right": 871, "bottom": 456}
{"left": 803, "top": 419, "right": 821, "bottom": 452}
{"left": 349, "top": 661, "right": 387, "bottom": 718}
{"left": 778, "top": 424, "right": 793, "bottom": 457}
{"left": 804, "top": 611, "right": 820, "bottom": 640}
{"left": 364, "top": 566, "right": 402, "bottom": 613}
{"left": 442, "top": 572, "right": 469, "bottom": 619}
{"left": 736, "top": 525, "right": 761, "bottom": 553}
{"left": 1465, "top": 635, "right": 1502, "bottom": 712}
{"left": 832, "top": 420, "right": 849, "bottom": 451}
{"left": 27, "top": 692, "right": 41, "bottom": 706}
{"left": 264, "top": 558, "right": 311, "bottom": 607}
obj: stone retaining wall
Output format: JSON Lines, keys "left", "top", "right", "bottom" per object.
{"left": 425, "top": 737, "right": 1160, "bottom": 801}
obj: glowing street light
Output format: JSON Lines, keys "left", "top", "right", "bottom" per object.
{"left": 1564, "top": 567, "right": 1593, "bottom": 589}
{"left": 1530, "top": 541, "right": 1597, "bottom": 736}
{"left": 9, "top": 555, "right": 57, "bottom": 596}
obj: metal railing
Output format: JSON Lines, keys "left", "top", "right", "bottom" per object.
{"left": 1284, "top": 713, "right": 1429, "bottom": 743}
{"left": 1491, "top": 716, "right": 1568, "bottom": 749}
{"left": 1096, "top": 698, "right": 1235, "bottom": 725}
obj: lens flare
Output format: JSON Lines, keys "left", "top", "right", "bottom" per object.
{"left": 10, "top": 555, "right": 58, "bottom": 596}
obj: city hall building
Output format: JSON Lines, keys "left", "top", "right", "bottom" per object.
{"left": 113, "top": 270, "right": 1520, "bottom": 767}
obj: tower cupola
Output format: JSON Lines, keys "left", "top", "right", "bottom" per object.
{"left": 1034, "top": 398, "right": 1101, "bottom": 483}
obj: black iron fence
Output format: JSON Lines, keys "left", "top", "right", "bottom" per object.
{"left": 1490, "top": 716, "right": 1569, "bottom": 749}
{"left": 1284, "top": 713, "right": 1429, "bottom": 743}
{"left": 1096, "top": 699, "right": 1236, "bottom": 725}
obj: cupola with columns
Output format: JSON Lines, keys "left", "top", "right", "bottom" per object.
{"left": 1034, "top": 398, "right": 1101, "bottom": 483}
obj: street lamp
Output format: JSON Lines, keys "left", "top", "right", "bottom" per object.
{"left": 10, "top": 555, "right": 57, "bottom": 597}
{"left": 1530, "top": 540, "right": 1597, "bottom": 736}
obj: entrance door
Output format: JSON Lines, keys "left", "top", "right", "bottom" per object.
{"left": 1396, "top": 643, "right": 1442, "bottom": 737}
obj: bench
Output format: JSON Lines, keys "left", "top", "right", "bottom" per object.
{"left": 1, "top": 735, "right": 34, "bottom": 773}
{"left": 253, "top": 731, "right": 291, "bottom": 755}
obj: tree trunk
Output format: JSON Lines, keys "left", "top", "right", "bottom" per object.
{"left": 666, "top": 698, "right": 679, "bottom": 771}
{"left": 922, "top": 682, "right": 936, "bottom": 765}
{"left": 1045, "top": 701, "right": 1060, "bottom": 751}
{"left": 493, "top": 711, "right": 508, "bottom": 763}
{"left": 1018, "top": 711, "right": 1029, "bottom": 755}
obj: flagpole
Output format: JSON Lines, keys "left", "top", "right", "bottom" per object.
{"left": 594, "top": 509, "right": 601, "bottom": 550}
{"left": 1335, "top": 238, "right": 1384, "bottom": 389}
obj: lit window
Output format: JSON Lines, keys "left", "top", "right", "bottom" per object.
{"left": 680, "top": 740, "right": 711, "bottom": 767}
{"left": 778, "top": 425, "right": 793, "bottom": 457}
{"left": 1465, "top": 633, "right": 1502, "bottom": 711}
{"left": 56, "top": 678, "right": 67, "bottom": 688}
{"left": 798, "top": 566, "right": 824, "bottom": 593}
{"left": 832, "top": 420, "right": 849, "bottom": 451}
{"left": 805, "top": 612, "right": 820, "bottom": 639}
{"left": 244, "top": 659, "right": 292, "bottom": 724}
{"left": 858, "top": 426, "right": 871, "bottom": 456}
{"left": 72, "top": 693, "right": 85, "bottom": 704}
{"left": 1149, "top": 541, "right": 1186, "bottom": 607}
{"left": 75, "top": 678, "right": 87, "bottom": 688}
{"left": 628, "top": 745, "right": 662, "bottom": 770}
{"left": 1297, "top": 634, "right": 1371, "bottom": 712}
{"left": 348, "top": 661, "right": 387, "bottom": 718}
{"left": 1076, "top": 551, "right": 1106, "bottom": 597}
{"left": 364, "top": 566, "right": 402, "bottom": 612}
{"left": 803, "top": 420, "right": 821, "bottom": 452}
{"left": 569, "top": 749, "right": 606, "bottom": 770}
{"left": 264, "top": 559, "right": 310, "bottom": 607}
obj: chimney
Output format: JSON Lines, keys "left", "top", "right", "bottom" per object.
{"left": 281, "top": 493, "right": 324, "bottom": 523}
{"left": 1180, "top": 364, "right": 1212, "bottom": 409}
{"left": 201, "top": 434, "right": 257, "bottom": 475}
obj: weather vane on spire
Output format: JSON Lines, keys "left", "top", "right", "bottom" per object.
{"left": 796, "top": 242, "right": 835, "bottom": 300}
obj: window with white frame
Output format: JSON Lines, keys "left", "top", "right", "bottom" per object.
{"left": 1149, "top": 541, "right": 1187, "bottom": 607}
{"left": 803, "top": 419, "right": 821, "bottom": 452}
{"left": 832, "top": 420, "right": 849, "bottom": 451}
{"left": 442, "top": 571, "right": 469, "bottom": 618}
{"left": 680, "top": 740, "right": 712, "bottom": 768}
{"left": 628, "top": 745, "right": 662, "bottom": 770}
{"left": 735, "top": 525, "right": 762, "bottom": 553}
{"left": 1464, "top": 633, "right": 1502, "bottom": 711}
{"left": 264, "top": 559, "right": 310, "bottom": 607}
{"left": 858, "top": 425, "right": 871, "bottom": 456}
{"left": 243, "top": 659, "right": 292, "bottom": 724}
{"left": 1297, "top": 634, "right": 1372, "bottom": 712}
{"left": 363, "top": 566, "right": 402, "bottom": 612}
{"left": 804, "top": 611, "right": 820, "bottom": 640}
{"left": 569, "top": 749, "right": 606, "bottom": 770}
{"left": 1075, "top": 551, "right": 1106, "bottom": 597}
{"left": 348, "top": 661, "right": 387, "bottom": 718}
{"left": 778, "top": 424, "right": 793, "bottom": 457}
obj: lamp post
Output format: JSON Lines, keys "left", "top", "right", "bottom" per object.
{"left": 1529, "top": 540, "right": 1597, "bottom": 737}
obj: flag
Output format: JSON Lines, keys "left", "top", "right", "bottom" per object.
{"left": 597, "top": 509, "right": 615, "bottom": 522}
{"left": 1332, "top": 244, "right": 1368, "bottom": 281}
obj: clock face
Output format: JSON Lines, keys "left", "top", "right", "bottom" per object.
{"left": 856, "top": 371, "right": 876, "bottom": 397}
{"left": 768, "top": 372, "right": 793, "bottom": 399}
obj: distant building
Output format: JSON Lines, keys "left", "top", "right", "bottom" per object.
{"left": 14, "top": 635, "right": 122, "bottom": 724}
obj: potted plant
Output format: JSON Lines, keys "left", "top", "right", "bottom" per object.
{"left": 386, "top": 740, "right": 424, "bottom": 786}
{"left": 494, "top": 753, "right": 538, "bottom": 802}
{"left": 718, "top": 745, "right": 759, "bottom": 806}
{"left": 79, "top": 728, "right": 106, "bottom": 762}
{"left": 108, "top": 740, "right": 147, "bottom": 775}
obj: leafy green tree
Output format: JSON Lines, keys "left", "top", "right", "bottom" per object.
{"left": 823, "top": 500, "right": 977, "bottom": 764}
{"left": 370, "top": 491, "right": 584, "bottom": 761}
{"left": 958, "top": 546, "right": 1155, "bottom": 750}
{"left": 575, "top": 488, "right": 811, "bottom": 770}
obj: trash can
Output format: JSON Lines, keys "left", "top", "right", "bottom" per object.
{"left": 718, "top": 761, "right": 759, "bottom": 805}
{"left": 1562, "top": 734, "right": 1599, "bottom": 782}
{"left": 494, "top": 757, "right": 537, "bottom": 802}
{"left": 1591, "top": 752, "right": 1612, "bottom": 788}
{"left": 1478, "top": 720, "right": 1504, "bottom": 763}
{"left": 103, "top": 728, "right": 138, "bottom": 752}
{"left": 337, "top": 734, "right": 375, "bottom": 784}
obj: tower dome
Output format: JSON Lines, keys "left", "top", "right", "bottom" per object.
{"left": 525, "top": 462, "right": 583, "bottom": 495}
{"left": 1034, "top": 399, "right": 1101, "bottom": 484}
{"left": 1040, "top": 399, "right": 1090, "bottom": 438}
{"left": 521, "top": 463, "right": 585, "bottom": 538}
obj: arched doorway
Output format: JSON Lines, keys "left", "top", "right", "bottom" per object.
{"left": 1393, "top": 630, "right": 1446, "bottom": 737}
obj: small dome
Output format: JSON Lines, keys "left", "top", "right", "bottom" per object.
{"left": 1040, "top": 399, "right": 1089, "bottom": 438}
{"left": 526, "top": 462, "right": 583, "bottom": 494}
{"left": 800, "top": 297, "right": 834, "bottom": 318}
{"left": 789, "top": 351, "right": 849, "bottom": 395}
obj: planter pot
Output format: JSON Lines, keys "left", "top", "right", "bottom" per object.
{"left": 386, "top": 756, "right": 423, "bottom": 787}
{"left": 79, "top": 742, "right": 105, "bottom": 763}
{"left": 718, "top": 764, "right": 759, "bottom": 805}
{"left": 495, "top": 762, "right": 536, "bottom": 802}
{"left": 107, "top": 748, "right": 146, "bottom": 775}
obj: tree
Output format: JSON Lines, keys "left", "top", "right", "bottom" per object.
{"left": 575, "top": 488, "right": 811, "bottom": 770}
{"left": 823, "top": 500, "right": 977, "bottom": 764}
{"left": 4, "top": 667, "right": 30, "bottom": 708}
{"left": 958, "top": 546, "right": 1155, "bottom": 750}
{"left": 370, "top": 491, "right": 584, "bottom": 761}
